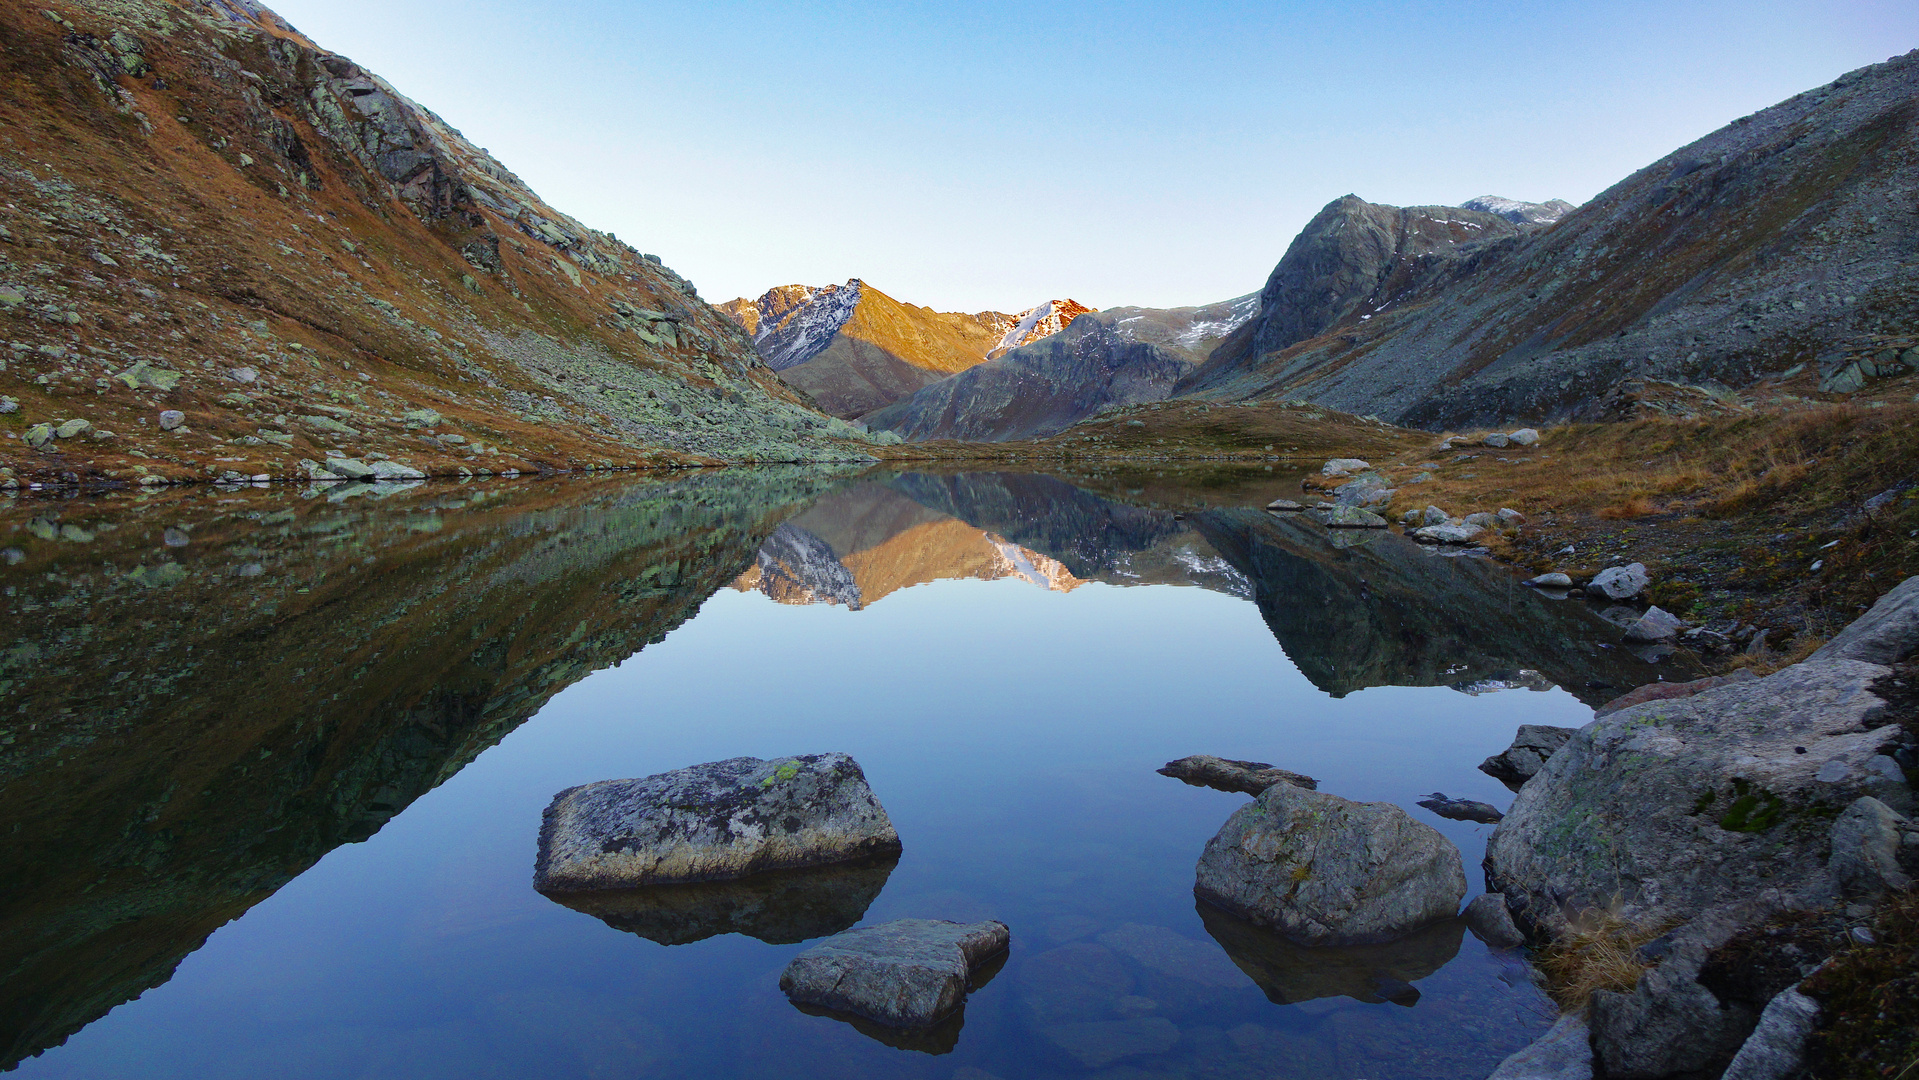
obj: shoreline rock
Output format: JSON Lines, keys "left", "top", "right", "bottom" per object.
{"left": 1417, "top": 792, "right": 1504, "bottom": 824}
{"left": 1478, "top": 725, "right": 1579, "bottom": 791}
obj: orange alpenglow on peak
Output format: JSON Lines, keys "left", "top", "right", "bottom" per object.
{"left": 987, "top": 299, "right": 1097, "bottom": 359}
{"left": 716, "top": 283, "right": 1090, "bottom": 418}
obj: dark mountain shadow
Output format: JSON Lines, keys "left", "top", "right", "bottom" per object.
{"left": 0, "top": 468, "right": 853, "bottom": 1070}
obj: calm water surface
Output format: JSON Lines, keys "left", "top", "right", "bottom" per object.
{"left": 0, "top": 468, "right": 1685, "bottom": 1079}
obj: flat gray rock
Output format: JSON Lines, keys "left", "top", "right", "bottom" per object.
{"left": 1811, "top": 574, "right": 1919, "bottom": 665}
{"left": 1623, "top": 605, "right": 1686, "bottom": 642}
{"left": 1526, "top": 572, "right": 1574, "bottom": 588}
{"left": 1414, "top": 522, "right": 1485, "bottom": 544}
{"left": 1479, "top": 725, "right": 1579, "bottom": 790}
{"left": 534, "top": 753, "right": 901, "bottom": 891}
{"left": 1587, "top": 562, "right": 1650, "bottom": 600}
{"left": 1721, "top": 986, "right": 1820, "bottom": 1080}
{"left": 779, "top": 918, "right": 1009, "bottom": 1029}
{"left": 1195, "top": 782, "right": 1466, "bottom": 946}
{"left": 1313, "top": 504, "right": 1389, "bottom": 528}
{"left": 1157, "top": 755, "right": 1318, "bottom": 796}
{"left": 1264, "top": 498, "right": 1304, "bottom": 512}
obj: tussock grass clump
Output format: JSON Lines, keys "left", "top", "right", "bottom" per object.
{"left": 1537, "top": 911, "right": 1671, "bottom": 1009}
{"left": 1803, "top": 888, "right": 1919, "bottom": 1080}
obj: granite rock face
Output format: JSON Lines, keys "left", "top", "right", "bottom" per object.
{"left": 534, "top": 754, "right": 901, "bottom": 891}
{"left": 1479, "top": 725, "right": 1579, "bottom": 790}
{"left": 1484, "top": 652, "right": 1911, "bottom": 938}
{"left": 1157, "top": 755, "right": 1317, "bottom": 796}
{"left": 779, "top": 919, "right": 1010, "bottom": 1029}
{"left": 1195, "top": 782, "right": 1466, "bottom": 945}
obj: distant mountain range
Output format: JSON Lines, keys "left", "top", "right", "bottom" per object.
{"left": 1184, "top": 52, "right": 1919, "bottom": 427}
{"left": 861, "top": 51, "right": 1919, "bottom": 439}
{"left": 718, "top": 283, "right": 1093, "bottom": 417}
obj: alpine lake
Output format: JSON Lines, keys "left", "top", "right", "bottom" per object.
{"left": 0, "top": 465, "right": 1696, "bottom": 1079}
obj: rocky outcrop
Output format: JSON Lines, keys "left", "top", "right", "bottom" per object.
{"left": 1479, "top": 725, "right": 1579, "bottom": 790}
{"left": 1484, "top": 577, "right": 1919, "bottom": 1079}
{"left": 866, "top": 295, "right": 1258, "bottom": 441}
{"left": 1184, "top": 198, "right": 1527, "bottom": 398}
{"left": 1157, "top": 755, "right": 1317, "bottom": 795}
{"left": 987, "top": 298, "right": 1096, "bottom": 358}
{"left": 534, "top": 754, "right": 901, "bottom": 891}
{"left": 1175, "top": 52, "right": 1919, "bottom": 429}
{"left": 1194, "top": 782, "right": 1467, "bottom": 946}
{"left": 0, "top": 0, "right": 871, "bottom": 482}
{"left": 778, "top": 919, "right": 1010, "bottom": 1029}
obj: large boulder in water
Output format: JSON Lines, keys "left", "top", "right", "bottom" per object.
{"left": 534, "top": 753, "right": 900, "bottom": 892}
{"left": 1194, "top": 782, "right": 1466, "bottom": 946}
{"left": 779, "top": 918, "right": 1009, "bottom": 1030}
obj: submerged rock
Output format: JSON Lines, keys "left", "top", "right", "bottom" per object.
{"left": 1478, "top": 725, "right": 1578, "bottom": 790}
{"left": 779, "top": 918, "right": 1009, "bottom": 1030}
{"left": 534, "top": 753, "right": 900, "bottom": 892}
{"left": 1157, "top": 755, "right": 1317, "bottom": 796}
{"left": 1465, "top": 893, "right": 1526, "bottom": 948}
{"left": 540, "top": 855, "right": 895, "bottom": 945}
{"left": 1487, "top": 1010, "right": 1593, "bottom": 1080}
{"left": 1197, "top": 900, "right": 1463, "bottom": 1006}
{"left": 1194, "top": 782, "right": 1466, "bottom": 946}
{"left": 1417, "top": 792, "right": 1504, "bottom": 824}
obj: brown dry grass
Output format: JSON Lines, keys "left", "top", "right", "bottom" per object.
{"left": 1537, "top": 911, "right": 1672, "bottom": 1009}
{"left": 1597, "top": 495, "right": 1659, "bottom": 520}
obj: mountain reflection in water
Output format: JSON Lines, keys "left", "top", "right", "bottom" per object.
{"left": 0, "top": 467, "right": 1672, "bottom": 1075}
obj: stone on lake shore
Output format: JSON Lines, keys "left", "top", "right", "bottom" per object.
{"left": 1195, "top": 782, "right": 1466, "bottom": 946}
{"left": 1321, "top": 458, "right": 1371, "bottom": 476}
{"left": 1622, "top": 605, "right": 1686, "bottom": 642}
{"left": 1486, "top": 1010, "right": 1592, "bottom": 1080}
{"left": 1157, "top": 755, "right": 1317, "bottom": 796}
{"left": 779, "top": 918, "right": 1009, "bottom": 1029}
{"left": 1264, "top": 498, "right": 1304, "bottom": 512}
{"left": 1313, "top": 505, "right": 1389, "bottom": 528}
{"left": 1526, "top": 573, "right": 1574, "bottom": 588}
{"left": 1478, "top": 725, "right": 1579, "bottom": 790}
{"left": 1587, "top": 562, "right": 1650, "bottom": 600}
{"left": 534, "top": 753, "right": 900, "bottom": 892}
{"left": 1414, "top": 522, "right": 1485, "bottom": 545}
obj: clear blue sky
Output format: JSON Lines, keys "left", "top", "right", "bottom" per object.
{"left": 270, "top": 0, "right": 1915, "bottom": 313}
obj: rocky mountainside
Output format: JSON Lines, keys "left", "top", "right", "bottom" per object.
{"left": 866, "top": 294, "right": 1258, "bottom": 442}
{"left": 1181, "top": 50, "right": 1919, "bottom": 427}
{"left": 1177, "top": 198, "right": 1537, "bottom": 400}
{"left": 0, "top": 0, "right": 882, "bottom": 488}
{"left": 717, "top": 282, "right": 1090, "bottom": 418}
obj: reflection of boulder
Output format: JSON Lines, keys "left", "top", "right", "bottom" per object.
{"left": 542, "top": 856, "right": 896, "bottom": 945}
{"left": 1198, "top": 901, "right": 1465, "bottom": 1007}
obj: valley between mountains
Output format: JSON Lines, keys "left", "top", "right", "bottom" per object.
{"left": 3, "top": 3, "right": 1919, "bottom": 1078}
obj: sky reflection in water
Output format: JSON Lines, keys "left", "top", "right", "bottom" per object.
{"left": 2, "top": 469, "right": 1651, "bottom": 1079}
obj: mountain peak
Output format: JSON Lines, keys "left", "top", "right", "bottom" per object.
{"left": 1459, "top": 195, "right": 1576, "bottom": 225}
{"left": 987, "top": 299, "right": 1096, "bottom": 359}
